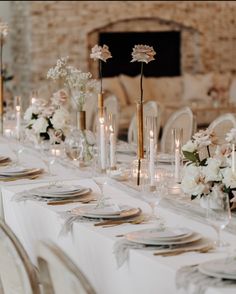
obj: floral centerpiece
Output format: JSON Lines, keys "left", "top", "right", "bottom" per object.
{"left": 130, "top": 44, "right": 156, "bottom": 185}
{"left": 24, "top": 90, "right": 70, "bottom": 144}
{"left": 181, "top": 128, "right": 236, "bottom": 209}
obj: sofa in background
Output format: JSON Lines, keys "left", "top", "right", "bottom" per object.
{"left": 103, "top": 72, "right": 236, "bottom": 132}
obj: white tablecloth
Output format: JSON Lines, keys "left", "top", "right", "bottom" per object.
{"left": 1, "top": 138, "right": 236, "bottom": 294}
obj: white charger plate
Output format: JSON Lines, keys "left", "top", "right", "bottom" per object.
{"left": 125, "top": 230, "right": 201, "bottom": 246}
{"left": 125, "top": 227, "right": 192, "bottom": 242}
{"left": 72, "top": 204, "right": 141, "bottom": 219}
{"left": 32, "top": 187, "right": 92, "bottom": 199}
{"left": 198, "top": 258, "right": 236, "bottom": 280}
{"left": 0, "top": 167, "right": 43, "bottom": 177}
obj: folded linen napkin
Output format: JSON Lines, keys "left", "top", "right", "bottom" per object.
{"left": 176, "top": 264, "right": 236, "bottom": 294}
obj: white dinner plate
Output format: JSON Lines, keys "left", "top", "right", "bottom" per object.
{"left": 0, "top": 167, "right": 43, "bottom": 177}
{"left": 125, "top": 230, "right": 201, "bottom": 246}
{"left": 31, "top": 186, "right": 92, "bottom": 199}
{"left": 198, "top": 258, "right": 236, "bottom": 280}
{"left": 125, "top": 227, "right": 192, "bottom": 242}
{"left": 32, "top": 185, "right": 87, "bottom": 195}
{"left": 72, "top": 204, "right": 141, "bottom": 219}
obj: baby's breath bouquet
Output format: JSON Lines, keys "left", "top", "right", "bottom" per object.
{"left": 47, "top": 57, "right": 99, "bottom": 111}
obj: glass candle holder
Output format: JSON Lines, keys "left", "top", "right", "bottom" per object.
{"left": 172, "top": 128, "right": 183, "bottom": 184}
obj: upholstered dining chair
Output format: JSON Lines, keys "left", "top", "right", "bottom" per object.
{"left": 160, "top": 106, "right": 196, "bottom": 153}
{"left": 208, "top": 113, "right": 236, "bottom": 145}
{"left": 127, "top": 100, "right": 162, "bottom": 146}
{"left": 0, "top": 219, "right": 40, "bottom": 294}
{"left": 37, "top": 241, "right": 96, "bottom": 294}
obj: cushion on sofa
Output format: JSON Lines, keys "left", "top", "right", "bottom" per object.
{"left": 119, "top": 74, "right": 152, "bottom": 105}
{"left": 103, "top": 76, "right": 127, "bottom": 107}
{"left": 182, "top": 73, "right": 213, "bottom": 102}
{"left": 147, "top": 76, "right": 182, "bottom": 104}
{"left": 229, "top": 78, "right": 236, "bottom": 103}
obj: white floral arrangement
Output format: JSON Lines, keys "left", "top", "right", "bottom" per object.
{"left": 181, "top": 128, "right": 236, "bottom": 209}
{"left": 47, "top": 57, "right": 99, "bottom": 111}
{"left": 90, "top": 44, "right": 112, "bottom": 94}
{"left": 24, "top": 89, "right": 70, "bottom": 144}
{"left": 130, "top": 44, "right": 156, "bottom": 103}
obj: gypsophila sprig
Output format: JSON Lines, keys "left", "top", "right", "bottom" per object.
{"left": 47, "top": 57, "right": 99, "bottom": 111}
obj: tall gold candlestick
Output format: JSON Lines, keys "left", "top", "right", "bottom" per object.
{"left": 136, "top": 102, "right": 144, "bottom": 186}
{"left": 0, "top": 75, "right": 3, "bottom": 134}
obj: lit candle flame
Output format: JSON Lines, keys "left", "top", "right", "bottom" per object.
{"left": 99, "top": 117, "right": 104, "bottom": 124}
{"left": 150, "top": 130, "right": 154, "bottom": 139}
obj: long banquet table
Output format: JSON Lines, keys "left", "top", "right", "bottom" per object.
{"left": 0, "top": 137, "right": 236, "bottom": 294}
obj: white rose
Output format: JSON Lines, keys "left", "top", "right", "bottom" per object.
{"left": 202, "top": 158, "right": 222, "bottom": 182}
{"left": 51, "top": 108, "right": 69, "bottom": 130}
{"left": 182, "top": 140, "right": 197, "bottom": 153}
{"left": 181, "top": 165, "right": 205, "bottom": 196}
{"left": 32, "top": 117, "right": 48, "bottom": 134}
{"left": 24, "top": 105, "right": 39, "bottom": 122}
{"left": 222, "top": 167, "right": 236, "bottom": 189}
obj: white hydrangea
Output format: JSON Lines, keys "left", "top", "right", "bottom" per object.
{"left": 23, "top": 105, "right": 40, "bottom": 122}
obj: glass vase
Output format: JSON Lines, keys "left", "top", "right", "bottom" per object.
{"left": 65, "top": 111, "right": 95, "bottom": 167}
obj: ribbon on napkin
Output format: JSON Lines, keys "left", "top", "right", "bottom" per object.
{"left": 176, "top": 264, "right": 236, "bottom": 294}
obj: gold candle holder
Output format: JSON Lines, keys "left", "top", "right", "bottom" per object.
{"left": 76, "top": 110, "right": 86, "bottom": 131}
{"left": 136, "top": 102, "right": 144, "bottom": 185}
{"left": 0, "top": 75, "right": 3, "bottom": 134}
{"left": 98, "top": 93, "right": 105, "bottom": 118}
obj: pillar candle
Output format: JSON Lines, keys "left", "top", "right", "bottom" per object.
{"left": 149, "top": 130, "right": 155, "bottom": 186}
{"left": 174, "top": 140, "right": 180, "bottom": 183}
{"left": 109, "top": 128, "right": 116, "bottom": 168}
{"left": 99, "top": 117, "right": 106, "bottom": 170}
{"left": 16, "top": 105, "right": 21, "bottom": 140}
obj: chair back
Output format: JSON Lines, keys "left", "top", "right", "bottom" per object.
{"left": 208, "top": 113, "right": 236, "bottom": 144}
{"left": 161, "top": 106, "right": 196, "bottom": 153}
{"left": 37, "top": 241, "right": 96, "bottom": 294}
{"left": 0, "top": 219, "right": 39, "bottom": 294}
{"left": 128, "top": 101, "right": 162, "bottom": 146}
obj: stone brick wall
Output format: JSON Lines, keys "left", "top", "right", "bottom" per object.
{"left": 10, "top": 1, "right": 236, "bottom": 106}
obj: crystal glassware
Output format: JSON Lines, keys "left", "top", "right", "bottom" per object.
{"left": 206, "top": 190, "right": 231, "bottom": 248}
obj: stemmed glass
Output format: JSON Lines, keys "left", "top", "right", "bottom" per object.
{"left": 141, "top": 167, "right": 167, "bottom": 225}
{"left": 206, "top": 191, "right": 231, "bottom": 248}
{"left": 93, "top": 177, "right": 110, "bottom": 209}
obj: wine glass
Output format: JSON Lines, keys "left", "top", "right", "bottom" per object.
{"left": 141, "top": 167, "right": 166, "bottom": 225}
{"left": 206, "top": 191, "right": 231, "bottom": 248}
{"left": 64, "top": 129, "right": 82, "bottom": 165}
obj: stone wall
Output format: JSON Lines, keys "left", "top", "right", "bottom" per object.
{"left": 10, "top": 1, "right": 236, "bottom": 106}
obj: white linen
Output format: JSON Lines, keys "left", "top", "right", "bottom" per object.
{"left": 1, "top": 179, "right": 236, "bottom": 294}
{"left": 1, "top": 138, "right": 236, "bottom": 294}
